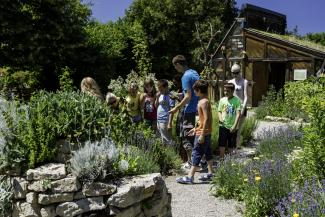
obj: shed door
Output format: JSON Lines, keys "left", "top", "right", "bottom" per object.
{"left": 269, "top": 62, "right": 286, "bottom": 91}
{"left": 253, "top": 62, "right": 268, "bottom": 106}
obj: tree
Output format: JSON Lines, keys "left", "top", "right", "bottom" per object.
{"left": 125, "top": 0, "right": 237, "bottom": 78}
{"left": 0, "top": 0, "right": 91, "bottom": 90}
{"left": 304, "top": 32, "right": 325, "bottom": 46}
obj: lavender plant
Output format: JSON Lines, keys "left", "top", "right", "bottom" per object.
{"left": 274, "top": 178, "right": 325, "bottom": 217}
{"left": 69, "top": 138, "right": 119, "bottom": 184}
{"left": 0, "top": 175, "right": 13, "bottom": 217}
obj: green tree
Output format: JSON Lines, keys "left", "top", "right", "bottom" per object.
{"left": 0, "top": 0, "right": 91, "bottom": 90}
{"left": 304, "top": 32, "right": 325, "bottom": 46}
{"left": 125, "top": 0, "right": 237, "bottom": 77}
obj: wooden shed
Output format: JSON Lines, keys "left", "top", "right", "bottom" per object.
{"left": 211, "top": 4, "right": 325, "bottom": 107}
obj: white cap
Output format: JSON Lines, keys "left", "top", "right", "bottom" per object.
{"left": 231, "top": 63, "right": 241, "bottom": 73}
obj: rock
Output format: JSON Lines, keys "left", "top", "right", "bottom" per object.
{"left": 26, "top": 192, "right": 38, "bottom": 204}
{"left": 12, "top": 177, "right": 29, "bottom": 199}
{"left": 38, "top": 193, "right": 74, "bottom": 205}
{"left": 27, "top": 163, "right": 66, "bottom": 181}
{"left": 28, "top": 180, "right": 49, "bottom": 192}
{"left": 51, "top": 176, "right": 80, "bottom": 193}
{"left": 40, "top": 205, "right": 56, "bottom": 217}
{"left": 110, "top": 203, "right": 142, "bottom": 217}
{"left": 73, "top": 191, "right": 86, "bottom": 200}
{"left": 142, "top": 188, "right": 171, "bottom": 217}
{"left": 56, "top": 197, "right": 106, "bottom": 217}
{"left": 12, "top": 201, "right": 40, "bottom": 217}
{"left": 82, "top": 182, "right": 116, "bottom": 196}
{"left": 107, "top": 173, "right": 163, "bottom": 208}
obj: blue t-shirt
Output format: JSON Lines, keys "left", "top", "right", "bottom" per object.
{"left": 157, "top": 93, "right": 175, "bottom": 123}
{"left": 182, "top": 69, "right": 200, "bottom": 113}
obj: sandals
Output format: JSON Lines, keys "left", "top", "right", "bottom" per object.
{"left": 198, "top": 173, "right": 213, "bottom": 181}
{"left": 176, "top": 176, "right": 194, "bottom": 184}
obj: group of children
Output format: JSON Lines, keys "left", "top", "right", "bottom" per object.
{"left": 80, "top": 76, "right": 177, "bottom": 147}
{"left": 80, "top": 58, "right": 247, "bottom": 185}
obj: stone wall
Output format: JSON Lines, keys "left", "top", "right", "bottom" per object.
{"left": 11, "top": 163, "right": 172, "bottom": 217}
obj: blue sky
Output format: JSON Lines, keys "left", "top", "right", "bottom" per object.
{"left": 91, "top": 0, "right": 325, "bottom": 35}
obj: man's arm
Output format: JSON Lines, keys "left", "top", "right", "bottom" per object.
{"left": 169, "top": 89, "right": 191, "bottom": 114}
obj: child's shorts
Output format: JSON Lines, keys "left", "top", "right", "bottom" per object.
{"left": 218, "top": 126, "right": 237, "bottom": 148}
{"left": 192, "top": 135, "right": 212, "bottom": 166}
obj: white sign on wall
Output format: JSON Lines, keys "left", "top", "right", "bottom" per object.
{"left": 294, "top": 69, "right": 307, "bottom": 80}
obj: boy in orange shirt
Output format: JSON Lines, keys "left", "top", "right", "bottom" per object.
{"left": 176, "top": 80, "right": 213, "bottom": 184}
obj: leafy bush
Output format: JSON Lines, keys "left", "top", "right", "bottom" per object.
{"left": 240, "top": 116, "right": 258, "bottom": 146}
{"left": 120, "top": 146, "right": 160, "bottom": 175}
{"left": 0, "top": 175, "right": 13, "bottom": 217}
{"left": 1, "top": 91, "right": 113, "bottom": 169}
{"left": 255, "top": 86, "right": 285, "bottom": 119}
{"left": 243, "top": 158, "right": 292, "bottom": 217}
{"left": 274, "top": 178, "right": 325, "bottom": 217}
{"left": 69, "top": 138, "right": 120, "bottom": 184}
{"left": 211, "top": 156, "right": 246, "bottom": 200}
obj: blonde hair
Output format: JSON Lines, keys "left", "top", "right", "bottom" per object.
{"left": 106, "top": 92, "right": 117, "bottom": 104}
{"left": 80, "top": 77, "right": 104, "bottom": 101}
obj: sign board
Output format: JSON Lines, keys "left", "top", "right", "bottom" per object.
{"left": 294, "top": 69, "right": 307, "bottom": 80}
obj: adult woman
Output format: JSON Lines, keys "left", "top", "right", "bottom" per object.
{"left": 228, "top": 63, "right": 248, "bottom": 147}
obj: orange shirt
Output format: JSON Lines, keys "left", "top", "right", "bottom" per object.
{"left": 195, "top": 99, "right": 212, "bottom": 136}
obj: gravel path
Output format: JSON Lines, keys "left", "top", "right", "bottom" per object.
{"left": 165, "top": 174, "right": 244, "bottom": 217}
{"left": 165, "top": 119, "right": 291, "bottom": 217}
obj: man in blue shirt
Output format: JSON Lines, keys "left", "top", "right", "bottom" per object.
{"left": 170, "top": 55, "right": 200, "bottom": 168}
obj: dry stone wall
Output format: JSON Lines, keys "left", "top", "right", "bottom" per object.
{"left": 11, "top": 163, "right": 171, "bottom": 217}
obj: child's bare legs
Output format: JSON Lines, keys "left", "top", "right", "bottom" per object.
{"left": 219, "top": 147, "right": 226, "bottom": 159}
{"left": 188, "top": 165, "right": 199, "bottom": 178}
{"left": 207, "top": 159, "right": 213, "bottom": 174}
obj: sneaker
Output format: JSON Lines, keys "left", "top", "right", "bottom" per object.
{"left": 176, "top": 176, "right": 194, "bottom": 184}
{"left": 198, "top": 173, "right": 213, "bottom": 182}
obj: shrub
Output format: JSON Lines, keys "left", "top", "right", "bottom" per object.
{"left": 120, "top": 146, "right": 160, "bottom": 175}
{"left": 211, "top": 155, "right": 246, "bottom": 200}
{"left": 274, "top": 178, "right": 325, "bottom": 217}
{"left": 69, "top": 138, "right": 119, "bottom": 184}
{"left": 1, "top": 91, "right": 114, "bottom": 169}
{"left": 0, "top": 175, "right": 13, "bottom": 217}
{"left": 255, "top": 86, "right": 285, "bottom": 119}
{"left": 257, "top": 126, "right": 303, "bottom": 160}
{"left": 243, "top": 158, "right": 292, "bottom": 217}
{"left": 240, "top": 116, "right": 258, "bottom": 146}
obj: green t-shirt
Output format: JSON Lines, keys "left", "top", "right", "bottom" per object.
{"left": 217, "top": 96, "right": 241, "bottom": 129}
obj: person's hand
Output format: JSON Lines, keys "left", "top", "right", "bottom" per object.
{"left": 230, "top": 126, "right": 236, "bottom": 133}
{"left": 187, "top": 128, "right": 195, "bottom": 137}
{"left": 198, "top": 135, "right": 205, "bottom": 144}
{"left": 169, "top": 107, "right": 178, "bottom": 114}
{"left": 156, "top": 92, "right": 161, "bottom": 98}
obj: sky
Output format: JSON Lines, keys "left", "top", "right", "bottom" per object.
{"left": 91, "top": 0, "right": 325, "bottom": 35}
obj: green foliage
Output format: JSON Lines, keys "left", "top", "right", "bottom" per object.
{"left": 254, "top": 86, "right": 285, "bottom": 119}
{"left": 69, "top": 138, "right": 120, "bottom": 184}
{"left": 211, "top": 157, "right": 246, "bottom": 200}
{"left": 1, "top": 91, "right": 113, "bottom": 169}
{"left": 0, "top": 67, "right": 40, "bottom": 100}
{"left": 125, "top": 0, "right": 236, "bottom": 76}
{"left": 240, "top": 116, "right": 258, "bottom": 146}
{"left": 0, "top": 175, "right": 13, "bottom": 217}
{"left": 59, "top": 67, "right": 75, "bottom": 92}
{"left": 0, "top": 0, "right": 91, "bottom": 90}
{"left": 304, "top": 32, "right": 325, "bottom": 46}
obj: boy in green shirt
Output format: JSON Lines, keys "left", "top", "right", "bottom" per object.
{"left": 218, "top": 83, "right": 241, "bottom": 159}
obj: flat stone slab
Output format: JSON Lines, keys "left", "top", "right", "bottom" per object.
{"left": 56, "top": 197, "right": 106, "bottom": 217}
{"left": 107, "top": 173, "right": 164, "bottom": 208}
{"left": 51, "top": 176, "right": 80, "bottom": 193}
{"left": 82, "top": 182, "right": 116, "bottom": 196}
{"left": 27, "top": 163, "right": 66, "bottom": 181}
{"left": 38, "top": 193, "right": 74, "bottom": 205}
{"left": 12, "top": 201, "right": 40, "bottom": 217}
